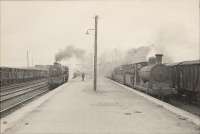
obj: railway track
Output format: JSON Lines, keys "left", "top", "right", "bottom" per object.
{"left": 0, "top": 80, "right": 49, "bottom": 117}
{"left": 0, "top": 79, "right": 47, "bottom": 92}
{"left": 169, "top": 98, "right": 200, "bottom": 117}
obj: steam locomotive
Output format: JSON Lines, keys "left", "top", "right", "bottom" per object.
{"left": 0, "top": 62, "right": 69, "bottom": 89}
{"left": 111, "top": 54, "right": 173, "bottom": 100}
{"left": 48, "top": 62, "right": 69, "bottom": 88}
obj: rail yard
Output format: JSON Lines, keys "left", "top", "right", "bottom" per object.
{"left": 0, "top": 55, "right": 200, "bottom": 134}
{"left": 0, "top": 77, "right": 200, "bottom": 134}
{"left": 1, "top": 1, "right": 200, "bottom": 134}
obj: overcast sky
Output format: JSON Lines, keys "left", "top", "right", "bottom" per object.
{"left": 0, "top": 0, "right": 199, "bottom": 67}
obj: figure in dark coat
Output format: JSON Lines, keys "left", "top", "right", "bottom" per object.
{"left": 82, "top": 73, "right": 85, "bottom": 81}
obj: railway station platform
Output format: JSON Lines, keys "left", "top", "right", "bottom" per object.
{"left": 1, "top": 77, "right": 200, "bottom": 134}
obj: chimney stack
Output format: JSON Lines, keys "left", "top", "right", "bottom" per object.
{"left": 155, "top": 54, "right": 163, "bottom": 64}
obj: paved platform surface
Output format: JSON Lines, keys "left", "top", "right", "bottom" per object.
{"left": 2, "top": 78, "right": 200, "bottom": 134}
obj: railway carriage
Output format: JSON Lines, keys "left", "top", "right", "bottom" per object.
{"left": 0, "top": 67, "right": 48, "bottom": 87}
{"left": 168, "top": 60, "right": 200, "bottom": 104}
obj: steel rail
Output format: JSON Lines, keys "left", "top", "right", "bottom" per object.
{"left": 0, "top": 82, "right": 47, "bottom": 97}
{"left": 0, "top": 79, "right": 47, "bottom": 91}
{"left": 0, "top": 87, "right": 48, "bottom": 114}
{"left": 0, "top": 83, "right": 48, "bottom": 102}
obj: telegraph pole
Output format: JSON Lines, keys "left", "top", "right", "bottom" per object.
{"left": 85, "top": 15, "right": 98, "bottom": 91}
{"left": 199, "top": 0, "right": 200, "bottom": 59}
{"left": 94, "top": 15, "right": 98, "bottom": 91}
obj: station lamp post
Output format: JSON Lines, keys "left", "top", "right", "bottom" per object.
{"left": 86, "top": 15, "right": 98, "bottom": 92}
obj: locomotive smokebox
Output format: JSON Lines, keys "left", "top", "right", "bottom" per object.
{"left": 155, "top": 54, "right": 163, "bottom": 64}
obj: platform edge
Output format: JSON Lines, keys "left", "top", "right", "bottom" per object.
{"left": 107, "top": 78, "right": 200, "bottom": 126}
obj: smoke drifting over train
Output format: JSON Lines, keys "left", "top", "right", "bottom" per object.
{"left": 55, "top": 45, "right": 85, "bottom": 62}
{"left": 150, "top": 26, "right": 199, "bottom": 63}
{"left": 124, "top": 46, "right": 151, "bottom": 64}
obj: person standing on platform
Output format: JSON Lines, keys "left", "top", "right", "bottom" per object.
{"left": 82, "top": 72, "right": 85, "bottom": 81}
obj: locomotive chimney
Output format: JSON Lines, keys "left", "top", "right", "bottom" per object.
{"left": 155, "top": 54, "right": 163, "bottom": 64}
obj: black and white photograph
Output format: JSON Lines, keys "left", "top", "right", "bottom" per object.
{"left": 0, "top": 0, "right": 200, "bottom": 133}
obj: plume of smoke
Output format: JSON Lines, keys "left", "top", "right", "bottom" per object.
{"left": 149, "top": 25, "right": 199, "bottom": 63}
{"left": 146, "top": 44, "right": 173, "bottom": 63}
{"left": 98, "top": 47, "right": 152, "bottom": 76}
{"left": 92, "top": 24, "right": 198, "bottom": 76}
{"left": 124, "top": 46, "right": 151, "bottom": 64}
{"left": 97, "top": 49, "right": 125, "bottom": 76}
{"left": 55, "top": 45, "right": 85, "bottom": 62}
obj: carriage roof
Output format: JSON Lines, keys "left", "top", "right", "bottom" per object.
{"left": 0, "top": 66, "right": 48, "bottom": 71}
{"left": 166, "top": 60, "right": 200, "bottom": 66}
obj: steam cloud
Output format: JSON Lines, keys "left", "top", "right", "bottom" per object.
{"left": 98, "top": 25, "right": 198, "bottom": 76}
{"left": 124, "top": 46, "right": 151, "bottom": 64}
{"left": 55, "top": 45, "right": 85, "bottom": 62}
{"left": 149, "top": 25, "right": 199, "bottom": 63}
